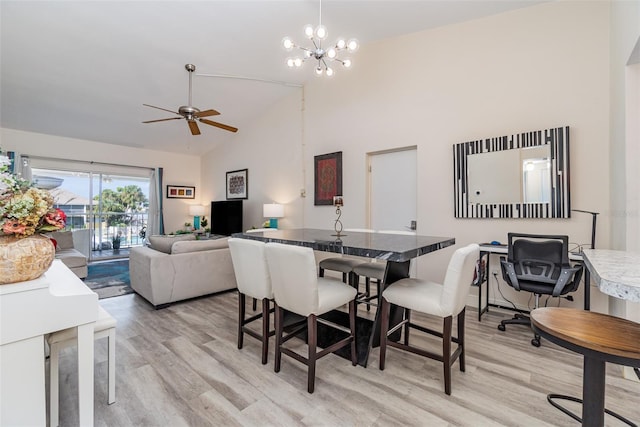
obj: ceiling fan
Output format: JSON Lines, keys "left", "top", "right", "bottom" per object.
{"left": 142, "top": 64, "right": 238, "bottom": 135}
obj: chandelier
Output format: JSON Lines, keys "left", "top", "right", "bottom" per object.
{"left": 282, "top": 0, "right": 358, "bottom": 77}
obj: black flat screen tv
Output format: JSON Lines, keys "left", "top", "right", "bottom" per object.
{"left": 210, "top": 200, "right": 243, "bottom": 236}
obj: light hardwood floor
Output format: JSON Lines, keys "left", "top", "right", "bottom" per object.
{"left": 53, "top": 292, "right": 640, "bottom": 426}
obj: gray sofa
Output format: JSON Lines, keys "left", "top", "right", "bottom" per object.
{"left": 129, "top": 235, "right": 237, "bottom": 308}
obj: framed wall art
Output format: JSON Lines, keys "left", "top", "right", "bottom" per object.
{"left": 166, "top": 185, "right": 195, "bottom": 199}
{"left": 314, "top": 151, "right": 342, "bottom": 205}
{"left": 226, "top": 168, "right": 248, "bottom": 200}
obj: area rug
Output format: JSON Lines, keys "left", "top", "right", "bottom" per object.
{"left": 84, "top": 259, "right": 132, "bottom": 299}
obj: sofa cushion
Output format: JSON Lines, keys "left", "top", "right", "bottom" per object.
{"left": 52, "top": 231, "right": 74, "bottom": 250}
{"left": 171, "top": 237, "right": 229, "bottom": 254}
{"left": 148, "top": 234, "right": 196, "bottom": 254}
{"left": 55, "top": 248, "right": 87, "bottom": 268}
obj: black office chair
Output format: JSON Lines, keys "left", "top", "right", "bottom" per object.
{"left": 498, "top": 233, "right": 583, "bottom": 347}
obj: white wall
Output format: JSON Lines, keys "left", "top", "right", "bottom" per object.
{"left": 0, "top": 128, "right": 201, "bottom": 233}
{"left": 202, "top": 1, "right": 616, "bottom": 312}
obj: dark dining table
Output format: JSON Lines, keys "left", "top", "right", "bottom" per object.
{"left": 233, "top": 228, "right": 456, "bottom": 366}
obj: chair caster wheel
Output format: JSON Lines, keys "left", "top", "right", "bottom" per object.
{"left": 531, "top": 338, "right": 541, "bottom": 347}
{"left": 498, "top": 324, "right": 506, "bottom": 331}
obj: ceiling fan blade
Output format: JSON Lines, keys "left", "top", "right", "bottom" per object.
{"left": 188, "top": 120, "right": 201, "bottom": 135}
{"left": 199, "top": 118, "right": 238, "bottom": 133}
{"left": 194, "top": 109, "right": 220, "bottom": 118}
{"left": 143, "top": 104, "right": 180, "bottom": 116}
{"left": 142, "top": 117, "right": 183, "bottom": 123}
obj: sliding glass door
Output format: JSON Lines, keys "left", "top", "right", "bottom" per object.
{"left": 32, "top": 168, "right": 150, "bottom": 261}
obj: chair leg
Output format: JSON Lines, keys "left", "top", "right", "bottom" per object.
{"left": 107, "top": 328, "right": 116, "bottom": 404}
{"left": 457, "top": 308, "right": 466, "bottom": 372}
{"left": 319, "top": 267, "right": 325, "bottom": 277}
{"left": 274, "top": 304, "right": 283, "bottom": 373}
{"left": 342, "top": 272, "right": 347, "bottom": 283}
{"left": 252, "top": 298, "right": 257, "bottom": 311}
{"left": 261, "top": 298, "right": 270, "bottom": 365}
{"left": 307, "top": 314, "right": 317, "bottom": 393}
{"left": 50, "top": 341, "right": 60, "bottom": 427}
{"left": 443, "top": 315, "right": 453, "bottom": 395}
{"left": 379, "top": 297, "right": 390, "bottom": 370}
{"left": 404, "top": 309, "right": 411, "bottom": 346}
{"left": 349, "top": 299, "right": 357, "bottom": 366}
{"left": 365, "top": 277, "right": 371, "bottom": 311}
{"left": 238, "top": 292, "right": 246, "bottom": 349}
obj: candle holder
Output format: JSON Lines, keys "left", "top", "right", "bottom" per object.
{"left": 332, "top": 195, "right": 345, "bottom": 238}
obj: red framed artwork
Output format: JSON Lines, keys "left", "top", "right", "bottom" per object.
{"left": 314, "top": 151, "right": 342, "bottom": 205}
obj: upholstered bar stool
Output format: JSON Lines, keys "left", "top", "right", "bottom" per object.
{"left": 244, "top": 229, "right": 277, "bottom": 311}
{"left": 228, "top": 238, "right": 274, "bottom": 364}
{"left": 379, "top": 243, "right": 479, "bottom": 395}
{"left": 265, "top": 242, "right": 358, "bottom": 393}
{"left": 318, "top": 228, "right": 373, "bottom": 287}
{"left": 353, "top": 230, "right": 416, "bottom": 311}
{"left": 48, "top": 305, "right": 116, "bottom": 427}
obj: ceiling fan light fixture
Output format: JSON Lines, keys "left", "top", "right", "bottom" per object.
{"left": 142, "top": 64, "right": 238, "bottom": 135}
{"left": 283, "top": 0, "right": 357, "bottom": 78}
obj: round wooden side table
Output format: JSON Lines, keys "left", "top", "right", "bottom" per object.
{"left": 531, "top": 307, "right": 640, "bottom": 427}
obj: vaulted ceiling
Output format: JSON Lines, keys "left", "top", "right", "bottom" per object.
{"left": 1, "top": 1, "right": 544, "bottom": 155}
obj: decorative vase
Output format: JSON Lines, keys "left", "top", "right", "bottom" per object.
{"left": 0, "top": 234, "right": 56, "bottom": 284}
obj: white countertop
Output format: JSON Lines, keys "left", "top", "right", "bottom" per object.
{"left": 582, "top": 249, "right": 640, "bottom": 302}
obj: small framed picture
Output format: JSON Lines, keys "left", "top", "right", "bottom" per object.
{"left": 226, "top": 169, "right": 248, "bottom": 200}
{"left": 166, "top": 185, "right": 195, "bottom": 199}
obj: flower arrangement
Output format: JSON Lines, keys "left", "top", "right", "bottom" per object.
{"left": 0, "top": 152, "right": 66, "bottom": 238}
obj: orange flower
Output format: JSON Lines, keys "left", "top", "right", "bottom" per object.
{"left": 2, "top": 220, "right": 27, "bottom": 235}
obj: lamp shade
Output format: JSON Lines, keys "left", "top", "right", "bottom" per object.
{"left": 263, "top": 203, "right": 284, "bottom": 218}
{"left": 189, "top": 205, "right": 206, "bottom": 216}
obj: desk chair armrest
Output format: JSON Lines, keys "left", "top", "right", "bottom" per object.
{"left": 551, "top": 266, "right": 582, "bottom": 297}
{"left": 551, "top": 266, "right": 583, "bottom": 297}
{"left": 500, "top": 259, "right": 521, "bottom": 291}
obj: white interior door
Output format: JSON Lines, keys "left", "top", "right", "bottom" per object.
{"left": 368, "top": 148, "right": 417, "bottom": 232}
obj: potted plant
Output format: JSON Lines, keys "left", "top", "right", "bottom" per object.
{"left": 112, "top": 231, "right": 122, "bottom": 250}
{"left": 204, "top": 227, "right": 211, "bottom": 238}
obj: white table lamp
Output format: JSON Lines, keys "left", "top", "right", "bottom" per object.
{"left": 189, "top": 205, "right": 206, "bottom": 229}
{"left": 263, "top": 203, "right": 284, "bottom": 228}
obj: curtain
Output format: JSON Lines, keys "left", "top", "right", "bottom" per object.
{"left": 146, "top": 167, "right": 164, "bottom": 237}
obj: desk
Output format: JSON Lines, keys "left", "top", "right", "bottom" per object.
{"left": 581, "top": 249, "right": 640, "bottom": 303}
{"left": 475, "top": 244, "right": 586, "bottom": 321}
{"left": 531, "top": 307, "right": 640, "bottom": 427}
{"left": 234, "top": 228, "right": 455, "bottom": 366}
{"left": 0, "top": 260, "right": 98, "bottom": 426}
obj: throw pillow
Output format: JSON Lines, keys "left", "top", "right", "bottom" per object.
{"left": 171, "top": 237, "right": 229, "bottom": 254}
{"left": 148, "top": 234, "right": 196, "bottom": 254}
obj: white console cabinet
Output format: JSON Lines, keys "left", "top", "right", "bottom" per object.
{"left": 0, "top": 260, "right": 98, "bottom": 426}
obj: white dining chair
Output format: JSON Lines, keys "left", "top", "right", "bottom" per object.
{"left": 266, "top": 242, "right": 357, "bottom": 393}
{"left": 228, "top": 238, "right": 274, "bottom": 364}
{"left": 379, "top": 243, "right": 479, "bottom": 395}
